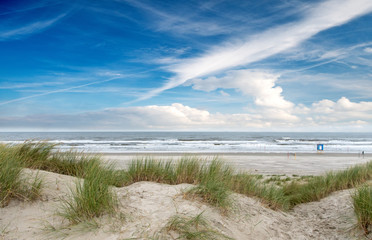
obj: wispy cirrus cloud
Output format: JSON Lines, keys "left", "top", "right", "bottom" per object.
{"left": 284, "top": 41, "right": 372, "bottom": 63}
{"left": 0, "top": 81, "right": 64, "bottom": 90}
{"left": 364, "top": 47, "right": 372, "bottom": 53}
{"left": 0, "top": 76, "right": 124, "bottom": 106}
{"left": 0, "top": 13, "right": 67, "bottom": 41}
{"left": 0, "top": 1, "right": 64, "bottom": 17}
{"left": 139, "top": 0, "right": 372, "bottom": 101}
{"left": 121, "top": 0, "right": 240, "bottom": 36}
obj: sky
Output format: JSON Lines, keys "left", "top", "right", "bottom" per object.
{"left": 0, "top": 0, "right": 372, "bottom": 132}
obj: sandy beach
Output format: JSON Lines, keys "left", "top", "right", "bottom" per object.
{"left": 1, "top": 146, "right": 371, "bottom": 240}
{"left": 102, "top": 152, "right": 372, "bottom": 176}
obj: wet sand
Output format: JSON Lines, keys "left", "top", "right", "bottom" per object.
{"left": 101, "top": 152, "right": 372, "bottom": 176}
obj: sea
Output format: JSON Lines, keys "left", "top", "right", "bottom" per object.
{"left": 0, "top": 132, "right": 371, "bottom": 154}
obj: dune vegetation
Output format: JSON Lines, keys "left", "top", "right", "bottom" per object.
{"left": 0, "top": 144, "right": 42, "bottom": 207}
{"left": 58, "top": 159, "right": 118, "bottom": 224}
{"left": 352, "top": 184, "right": 372, "bottom": 235}
{"left": 165, "top": 212, "right": 233, "bottom": 240}
{"left": 1, "top": 141, "right": 372, "bottom": 234}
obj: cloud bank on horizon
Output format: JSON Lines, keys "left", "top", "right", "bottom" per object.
{"left": 0, "top": 0, "right": 372, "bottom": 131}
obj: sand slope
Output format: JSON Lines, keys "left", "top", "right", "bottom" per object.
{"left": 0, "top": 169, "right": 366, "bottom": 240}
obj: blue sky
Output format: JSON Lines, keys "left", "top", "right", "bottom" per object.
{"left": 1, "top": 0, "right": 372, "bottom": 131}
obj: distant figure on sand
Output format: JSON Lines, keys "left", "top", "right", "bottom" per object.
{"left": 362, "top": 151, "right": 365, "bottom": 158}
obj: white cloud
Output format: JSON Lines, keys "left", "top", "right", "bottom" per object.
{"left": 0, "top": 103, "right": 257, "bottom": 130}
{"left": 122, "top": 0, "right": 235, "bottom": 36}
{"left": 312, "top": 97, "right": 372, "bottom": 113}
{"left": 140, "top": 0, "right": 372, "bottom": 100}
{"left": 364, "top": 47, "right": 372, "bottom": 53}
{"left": 311, "top": 97, "right": 372, "bottom": 123}
{"left": 280, "top": 41, "right": 372, "bottom": 73}
{"left": 0, "top": 2, "right": 63, "bottom": 17}
{"left": 0, "top": 13, "right": 67, "bottom": 40}
{"left": 186, "top": 69, "right": 300, "bottom": 123}
{"left": 135, "top": 103, "right": 214, "bottom": 126}
{"left": 1, "top": 100, "right": 372, "bottom": 131}
{"left": 0, "top": 76, "right": 124, "bottom": 106}
{"left": 187, "top": 69, "right": 293, "bottom": 109}
{"left": 319, "top": 49, "right": 347, "bottom": 60}
{"left": 219, "top": 90, "right": 230, "bottom": 97}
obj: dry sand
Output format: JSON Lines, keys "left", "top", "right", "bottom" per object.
{"left": 102, "top": 152, "right": 372, "bottom": 175}
{"left": 0, "top": 168, "right": 369, "bottom": 240}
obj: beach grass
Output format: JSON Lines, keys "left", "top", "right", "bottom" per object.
{"left": 282, "top": 161, "right": 372, "bottom": 208}
{"left": 59, "top": 160, "right": 118, "bottom": 224}
{"left": 126, "top": 157, "right": 177, "bottom": 184}
{"left": 166, "top": 212, "right": 233, "bottom": 240}
{"left": 125, "top": 157, "right": 290, "bottom": 210}
{"left": 125, "top": 156, "right": 209, "bottom": 185}
{"left": 126, "top": 157, "right": 233, "bottom": 209}
{"left": 3, "top": 141, "right": 372, "bottom": 212}
{"left": 174, "top": 157, "right": 204, "bottom": 184}
{"left": 187, "top": 179, "right": 231, "bottom": 210}
{"left": 5, "top": 141, "right": 372, "bottom": 239}
{"left": 0, "top": 144, "right": 42, "bottom": 207}
{"left": 352, "top": 184, "right": 372, "bottom": 235}
{"left": 14, "top": 142, "right": 104, "bottom": 178}
{"left": 229, "top": 173, "right": 290, "bottom": 210}
{"left": 186, "top": 160, "right": 233, "bottom": 209}
{"left": 3, "top": 140, "right": 119, "bottom": 223}
{"left": 124, "top": 157, "right": 372, "bottom": 211}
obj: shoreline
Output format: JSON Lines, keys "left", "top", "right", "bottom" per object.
{"left": 1, "top": 143, "right": 370, "bottom": 239}
{"left": 101, "top": 152, "right": 372, "bottom": 176}
{"left": 99, "top": 151, "right": 371, "bottom": 157}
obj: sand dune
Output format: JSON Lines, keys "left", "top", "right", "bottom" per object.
{"left": 0, "top": 169, "right": 368, "bottom": 240}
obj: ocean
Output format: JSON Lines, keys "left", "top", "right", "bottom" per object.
{"left": 0, "top": 132, "right": 371, "bottom": 154}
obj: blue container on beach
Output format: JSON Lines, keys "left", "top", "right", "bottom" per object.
{"left": 317, "top": 144, "right": 324, "bottom": 151}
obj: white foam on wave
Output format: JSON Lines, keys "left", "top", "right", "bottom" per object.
{"left": 1, "top": 133, "right": 372, "bottom": 154}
